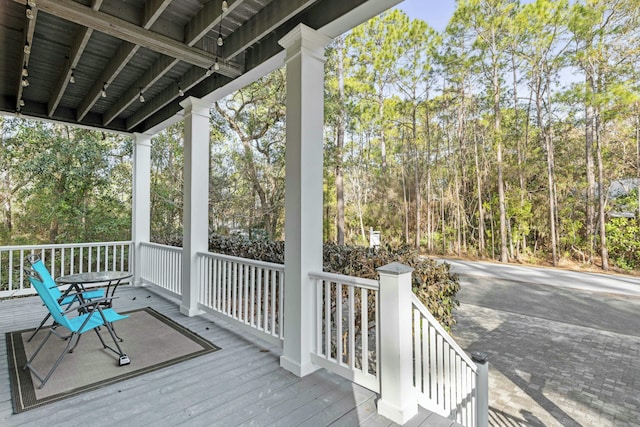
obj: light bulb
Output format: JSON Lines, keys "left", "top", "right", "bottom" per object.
{"left": 24, "top": 43, "right": 31, "bottom": 55}
{"left": 101, "top": 83, "right": 107, "bottom": 98}
{"left": 26, "top": 6, "right": 34, "bottom": 19}
{"left": 205, "top": 67, "right": 212, "bottom": 77}
{"left": 139, "top": 92, "right": 145, "bottom": 103}
{"left": 69, "top": 71, "right": 75, "bottom": 84}
{"left": 222, "top": 1, "right": 228, "bottom": 11}
{"left": 22, "top": 66, "right": 28, "bottom": 77}
{"left": 217, "top": 35, "right": 223, "bottom": 46}
{"left": 19, "top": 99, "right": 25, "bottom": 107}
{"left": 178, "top": 85, "right": 184, "bottom": 97}
{"left": 21, "top": 78, "right": 29, "bottom": 87}
{"left": 27, "top": 0, "right": 36, "bottom": 7}
{"left": 214, "top": 61, "right": 220, "bottom": 71}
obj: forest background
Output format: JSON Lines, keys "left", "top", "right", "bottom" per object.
{"left": 1, "top": 0, "right": 640, "bottom": 272}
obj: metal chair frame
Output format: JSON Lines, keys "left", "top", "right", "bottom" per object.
{"left": 23, "top": 254, "right": 130, "bottom": 389}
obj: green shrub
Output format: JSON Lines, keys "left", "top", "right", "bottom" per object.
{"left": 158, "top": 234, "right": 460, "bottom": 330}
{"left": 322, "top": 243, "right": 460, "bottom": 330}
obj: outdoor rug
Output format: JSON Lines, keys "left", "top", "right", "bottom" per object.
{"left": 6, "top": 307, "right": 220, "bottom": 413}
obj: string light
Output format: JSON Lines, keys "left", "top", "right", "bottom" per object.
{"left": 69, "top": 69, "right": 75, "bottom": 84}
{"left": 221, "top": 1, "right": 228, "bottom": 11}
{"left": 101, "top": 83, "right": 107, "bottom": 98}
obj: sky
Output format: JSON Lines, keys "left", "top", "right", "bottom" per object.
{"left": 394, "top": 0, "right": 457, "bottom": 32}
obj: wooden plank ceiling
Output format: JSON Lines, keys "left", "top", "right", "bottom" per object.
{"left": 0, "top": 0, "right": 372, "bottom": 133}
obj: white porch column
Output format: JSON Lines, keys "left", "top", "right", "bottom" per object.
{"left": 376, "top": 262, "right": 418, "bottom": 424}
{"left": 278, "top": 24, "right": 331, "bottom": 377}
{"left": 132, "top": 132, "right": 151, "bottom": 287}
{"left": 179, "top": 96, "right": 211, "bottom": 316}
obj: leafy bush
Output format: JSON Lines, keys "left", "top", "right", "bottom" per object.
{"left": 322, "top": 243, "right": 460, "bottom": 330}
{"left": 606, "top": 217, "right": 640, "bottom": 271}
{"left": 157, "top": 234, "right": 460, "bottom": 329}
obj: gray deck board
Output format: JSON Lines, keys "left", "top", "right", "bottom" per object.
{"left": 1, "top": 285, "right": 456, "bottom": 426}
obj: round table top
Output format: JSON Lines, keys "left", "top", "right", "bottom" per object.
{"left": 56, "top": 271, "right": 133, "bottom": 284}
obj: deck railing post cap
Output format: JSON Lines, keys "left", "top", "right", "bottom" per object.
{"left": 376, "top": 262, "right": 414, "bottom": 275}
{"left": 471, "top": 351, "right": 489, "bottom": 364}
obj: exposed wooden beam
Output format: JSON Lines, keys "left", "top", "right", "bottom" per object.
{"left": 125, "top": 58, "right": 241, "bottom": 130}
{"left": 131, "top": 0, "right": 320, "bottom": 131}
{"left": 184, "top": 0, "right": 242, "bottom": 46}
{"left": 47, "top": 28, "right": 92, "bottom": 117}
{"left": 47, "top": 0, "right": 103, "bottom": 117}
{"left": 77, "top": 42, "right": 138, "bottom": 121}
{"left": 104, "top": 0, "right": 246, "bottom": 126}
{"left": 144, "top": 0, "right": 172, "bottom": 29}
{"left": 79, "top": 0, "right": 171, "bottom": 121}
{"left": 126, "top": 65, "right": 208, "bottom": 131}
{"left": 37, "top": 0, "right": 216, "bottom": 68}
{"left": 16, "top": 6, "right": 38, "bottom": 113}
{"left": 223, "top": 0, "right": 318, "bottom": 61}
{"left": 104, "top": 56, "right": 178, "bottom": 126}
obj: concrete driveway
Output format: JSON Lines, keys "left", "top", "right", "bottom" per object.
{"left": 445, "top": 260, "right": 640, "bottom": 427}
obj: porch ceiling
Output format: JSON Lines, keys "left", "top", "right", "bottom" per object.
{"left": 1, "top": 0, "right": 396, "bottom": 134}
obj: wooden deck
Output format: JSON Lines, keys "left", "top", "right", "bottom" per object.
{"left": 1, "top": 286, "right": 458, "bottom": 427}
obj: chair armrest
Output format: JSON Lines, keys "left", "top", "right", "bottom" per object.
{"left": 62, "top": 297, "right": 119, "bottom": 314}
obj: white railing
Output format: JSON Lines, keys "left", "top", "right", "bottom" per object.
{"left": 197, "top": 252, "right": 285, "bottom": 345}
{"left": 310, "top": 267, "right": 486, "bottom": 427}
{"left": 0, "top": 241, "right": 133, "bottom": 298}
{"left": 308, "top": 271, "right": 380, "bottom": 393}
{"left": 412, "top": 293, "right": 479, "bottom": 426}
{"left": 139, "top": 242, "right": 183, "bottom": 298}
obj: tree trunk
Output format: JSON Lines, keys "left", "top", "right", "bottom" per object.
{"left": 538, "top": 70, "right": 557, "bottom": 266}
{"left": 413, "top": 103, "right": 421, "bottom": 250}
{"left": 595, "top": 108, "right": 609, "bottom": 270}
{"left": 637, "top": 106, "right": 640, "bottom": 216}
{"left": 379, "top": 93, "right": 387, "bottom": 171}
{"left": 585, "top": 74, "right": 597, "bottom": 263}
{"left": 335, "top": 37, "right": 346, "bottom": 245}
{"left": 494, "top": 49, "right": 508, "bottom": 263}
{"left": 512, "top": 52, "right": 526, "bottom": 258}
{"left": 401, "top": 152, "right": 410, "bottom": 245}
{"left": 425, "top": 100, "right": 433, "bottom": 252}
{"left": 473, "top": 125, "right": 485, "bottom": 255}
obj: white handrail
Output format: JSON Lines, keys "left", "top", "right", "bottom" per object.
{"left": 197, "top": 251, "right": 285, "bottom": 345}
{"left": 308, "top": 271, "right": 379, "bottom": 290}
{"left": 411, "top": 294, "right": 477, "bottom": 368}
{"left": 309, "top": 270, "right": 380, "bottom": 393}
{"left": 0, "top": 241, "right": 133, "bottom": 298}
{"left": 411, "top": 293, "right": 479, "bottom": 426}
{"left": 139, "top": 242, "right": 182, "bottom": 297}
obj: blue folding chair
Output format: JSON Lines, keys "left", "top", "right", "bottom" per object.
{"left": 26, "top": 258, "right": 105, "bottom": 342}
{"left": 24, "top": 254, "right": 130, "bottom": 389}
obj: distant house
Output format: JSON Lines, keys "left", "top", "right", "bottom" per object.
{"left": 607, "top": 178, "right": 639, "bottom": 218}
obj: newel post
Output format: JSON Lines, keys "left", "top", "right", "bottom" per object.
{"left": 472, "top": 351, "right": 489, "bottom": 427}
{"left": 376, "top": 262, "right": 417, "bottom": 424}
